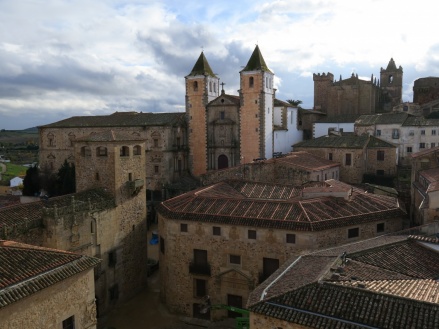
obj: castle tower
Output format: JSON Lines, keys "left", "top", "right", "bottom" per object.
{"left": 185, "top": 52, "right": 219, "bottom": 176}
{"left": 239, "top": 45, "right": 274, "bottom": 162}
{"left": 380, "top": 58, "right": 403, "bottom": 111}
{"left": 73, "top": 130, "right": 148, "bottom": 311}
{"left": 313, "top": 72, "right": 334, "bottom": 113}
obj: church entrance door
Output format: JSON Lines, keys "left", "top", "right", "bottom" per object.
{"left": 218, "top": 155, "right": 229, "bottom": 169}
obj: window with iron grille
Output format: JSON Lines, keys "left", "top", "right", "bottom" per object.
{"left": 286, "top": 233, "right": 296, "bottom": 244}
{"left": 377, "top": 150, "right": 385, "bottom": 161}
{"left": 229, "top": 254, "right": 241, "bottom": 265}
{"left": 180, "top": 223, "right": 188, "bottom": 232}
{"left": 213, "top": 226, "right": 221, "bottom": 236}
{"left": 348, "top": 227, "right": 359, "bottom": 238}
{"left": 248, "top": 230, "right": 256, "bottom": 239}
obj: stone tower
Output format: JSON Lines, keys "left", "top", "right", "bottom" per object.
{"left": 74, "top": 130, "right": 148, "bottom": 306}
{"left": 185, "top": 52, "right": 219, "bottom": 176}
{"left": 239, "top": 45, "right": 274, "bottom": 163}
{"left": 380, "top": 58, "right": 403, "bottom": 111}
{"left": 313, "top": 72, "right": 334, "bottom": 113}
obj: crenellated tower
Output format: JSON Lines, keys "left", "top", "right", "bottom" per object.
{"left": 313, "top": 72, "right": 334, "bottom": 113}
{"left": 239, "top": 45, "right": 274, "bottom": 162}
{"left": 185, "top": 52, "right": 219, "bottom": 176}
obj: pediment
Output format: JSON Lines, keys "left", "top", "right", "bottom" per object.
{"left": 215, "top": 267, "right": 253, "bottom": 282}
{"left": 208, "top": 94, "right": 240, "bottom": 107}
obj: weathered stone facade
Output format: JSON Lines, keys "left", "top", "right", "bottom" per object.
{"left": 294, "top": 135, "right": 397, "bottom": 184}
{"left": 157, "top": 180, "right": 405, "bottom": 320}
{"left": 2, "top": 270, "right": 96, "bottom": 329}
{"left": 38, "top": 112, "right": 188, "bottom": 191}
{"left": 313, "top": 58, "right": 402, "bottom": 116}
{"left": 413, "top": 77, "right": 439, "bottom": 105}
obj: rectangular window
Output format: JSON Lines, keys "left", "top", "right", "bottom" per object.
{"left": 328, "top": 153, "right": 333, "bottom": 161}
{"left": 229, "top": 254, "right": 241, "bottom": 265}
{"left": 421, "top": 130, "right": 426, "bottom": 135}
{"left": 262, "top": 258, "right": 280, "bottom": 283}
{"left": 377, "top": 223, "right": 385, "bottom": 233}
{"left": 392, "top": 129, "right": 399, "bottom": 139}
{"left": 109, "top": 284, "right": 119, "bottom": 300}
{"left": 154, "top": 139, "right": 159, "bottom": 147}
{"left": 176, "top": 137, "right": 181, "bottom": 147}
{"left": 108, "top": 250, "right": 117, "bottom": 267}
{"left": 348, "top": 227, "right": 359, "bottom": 239}
{"left": 248, "top": 229, "right": 256, "bottom": 239}
{"left": 180, "top": 223, "right": 188, "bottom": 232}
{"left": 220, "top": 111, "right": 225, "bottom": 120}
{"left": 377, "top": 150, "right": 385, "bottom": 161}
{"left": 154, "top": 165, "right": 159, "bottom": 173}
{"left": 432, "top": 130, "right": 437, "bottom": 135}
{"left": 213, "top": 226, "right": 221, "bottom": 236}
{"left": 160, "top": 236, "right": 165, "bottom": 254}
{"left": 286, "top": 233, "right": 296, "bottom": 244}
{"left": 194, "top": 279, "right": 207, "bottom": 297}
{"left": 194, "top": 249, "right": 208, "bottom": 265}
{"left": 345, "top": 153, "right": 352, "bottom": 166}
{"left": 407, "top": 146, "right": 412, "bottom": 153}
{"left": 62, "top": 316, "right": 75, "bottom": 329}
{"left": 376, "top": 130, "right": 381, "bottom": 136}
{"left": 432, "top": 143, "right": 436, "bottom": 148}
{"left": 420, "top": 143, "right": 426, "bottom": 149}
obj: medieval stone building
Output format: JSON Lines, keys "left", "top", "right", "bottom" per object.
{"left": 1, "top": 130, "right": 148, "bottom": 320}
{"left": 413, "top": 77, "right": 439, "bottom": 105}
{"left": 156, "top": 179, "right": 406, "bottom": 320}
{"left": 313, "top": 58, "right": 403, "bottom": 116}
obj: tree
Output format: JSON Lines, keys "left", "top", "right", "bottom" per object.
{"left": 22, "top": 165, "right": 40, "bottom": 196}
{"left": 286, "top": 99, "right": 303, "bottom": 107}
{"left": 56, "top": 160, "right": 76, "bottom": 195}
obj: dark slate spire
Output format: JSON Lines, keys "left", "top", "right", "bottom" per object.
{"left": 386, "top": 58, "right": 397, "bottom": 71}
{"left": 187, "top": 52, "right": 216, "bottom": 77}
{"left": 241, "top": 45, "right": 272, "bottom": 73}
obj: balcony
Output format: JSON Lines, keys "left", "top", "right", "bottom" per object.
{"left": 189, "top": 262, "right": 211, "bottom": 276}
{"left": 128, "top": 179, "right": 144, "bottom": 189}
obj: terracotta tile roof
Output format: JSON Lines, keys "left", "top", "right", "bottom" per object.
{"left": 249, "top": 236, "right": 439, "bottom": 328}
{"left": 316, "top": 114, "right": 360, "bottom": 123}
{"left": 0, "top": 196, "right": 20, "bottom": 209}
{"left": 403, "top": 115, "right": 439, "bottom": 127}
{"left": 75, "top": 130, "right": 146, "bottom": 142}
{"left": 293, "top": 134, "right": 396, "bottom": 149}
{"left": 276, "top": 152, "right": 339, "bottom": 171}
{"left": 0, "top": 240, "right": 100, "bottom": 308}
{"left": 355, "top": 113, "right": 408, "bottom": 126}
{"left": 0, "top": 189, "right": 115, "bottom": 239}
{"left": 39, "top": 112, "right": 186, "bottom": 128}
{"left": 158, "top": 180, "right": 405, "bottom": 232}
{"left": 410, "top": 146, "right": 439, "bottom": 158}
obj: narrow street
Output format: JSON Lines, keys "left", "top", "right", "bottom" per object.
{"left": 103, "top": 228, "right": 236, "bottom": 329}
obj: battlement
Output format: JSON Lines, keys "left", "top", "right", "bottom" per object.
{"left": 313, "top": 72, "right": 334, "bottom": 81}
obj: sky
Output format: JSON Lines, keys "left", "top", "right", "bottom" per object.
{"left": 1, "top": 0, "right": 439, "bottom": 130}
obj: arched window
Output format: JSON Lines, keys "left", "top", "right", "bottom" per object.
{"left": 96, "top": 146, "right": 107, "bottom": 157}
{"left": 47, "top": 133, "right": 55, "bottom": 147}
{"left": 209, "top": 81, "right": 212, "bottom": 92}
{"left": 81, "top": 146, "right": 91, "bottom": 157}
{"left": 389, "top": 75, "right": 393, "bottom": 84}
{"left": 249, "top": 77, "right": 254, "bottom": 88}
{"left": 133, "top": 145, "right": 142, "bottom": 156}
{"left": 193, "top": 81, "right": 198, "bottom": 91}
{"left": 68, "top": 132, "right": 75, "bottom": 147}
{"left": 120, "top": 146, "right": 130, "bottom": 157}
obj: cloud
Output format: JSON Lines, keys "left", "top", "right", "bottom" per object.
{"left": 0, "top": 0, "right": 438, "bottom": 129}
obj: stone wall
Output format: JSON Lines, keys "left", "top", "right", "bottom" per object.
{"left": 158, "top": 213, "right": 403, "bottom": 319}
{"left": 1, "top": 270, "right": 96, "bottom": 329}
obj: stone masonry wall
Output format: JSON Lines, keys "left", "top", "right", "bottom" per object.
{"left": 1, "top": 270, "right": 96, "bottom": 329}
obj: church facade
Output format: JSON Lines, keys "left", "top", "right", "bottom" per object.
{"left": 185, "top": 46, "right": 301, "bottom": 177}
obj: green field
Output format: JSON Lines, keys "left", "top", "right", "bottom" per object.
{"left": 0, "top": 162, "right": 28, "bottom": 185}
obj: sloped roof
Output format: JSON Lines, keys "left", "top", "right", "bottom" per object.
{"left": 274, "top": 99, "right": 295, "bottom": 107}
{"left": 402, "top": 115, "right": 439, "bottom": 127}
{"left": 410, "top": 145, "right": 439, "bottom": 158}
{"left": 186, "top": 52, "right": 216, "bottom": 77}
{"left": 241, "top": 45, "right": 272, "bottom": 73}
{"left": 0, "top": 189, "right": 115, "bottom": 236}
{"left": 385, "top": 57, "right": 398, "bottom": 71}
{"left": 293, "top": 134, "right": 396, "bottom": 149}
{"left": 158, "top": 179, "right": 405, "bottom": 232}
{"left": 0, "top": 240, "right": 100, "bottom": 308}
{"left": 39, "top": 112, "right": 186, "bottom": 128}
{"left": 276, "top": 151, "right": 339, "bottom": 171}
{"left": 355, "top": 113, "right": 409, "bottom": 126}
{"left": 248, "top": 236, "right": 439, "bottom": 328}
{"left": 75, "top": 130, "right": 146, "bottom": 142}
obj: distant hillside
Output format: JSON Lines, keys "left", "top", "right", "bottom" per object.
{"left": 0, "top": 129, "right": 39, "bottom": 145}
